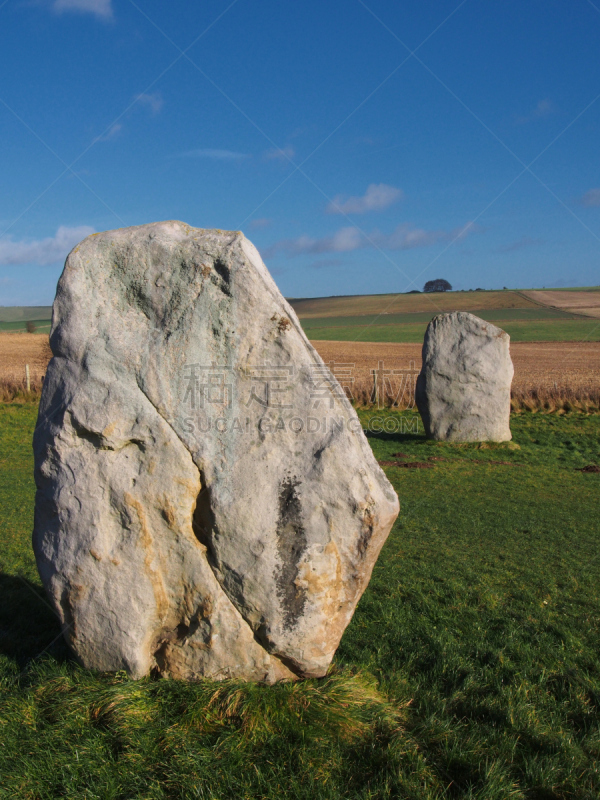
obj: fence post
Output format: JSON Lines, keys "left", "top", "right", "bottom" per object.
{"left": 25, "top": 364, "right": 30, "bottom": 392}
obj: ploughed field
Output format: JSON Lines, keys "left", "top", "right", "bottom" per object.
{"left": 523, "top": 289, "right": 600, "bottom": 319}
{"left": 0, "top": 333, "right": 52, "bottom": 385}
{"left": 313, "top": 340, "right": 600, "bottom": 396}
{"left": 1, "top": 402, "right": 599, "bottom": 798}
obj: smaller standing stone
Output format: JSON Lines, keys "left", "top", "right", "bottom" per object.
{"left": 415, "top": 312, "right": 514, "bottom": 442}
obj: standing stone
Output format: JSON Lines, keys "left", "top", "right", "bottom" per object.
{"left": 33, "top": 221, "right": 399, "bottom": 682}
{"left": 415, "top": 311, "right": 513, "bottom": 442}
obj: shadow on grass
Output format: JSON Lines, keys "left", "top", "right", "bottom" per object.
{"left": 365, "top": 430, "right": 426, "bottom": 444}
{"left": 0, "top": 573, "right": 71, "bottom": 668}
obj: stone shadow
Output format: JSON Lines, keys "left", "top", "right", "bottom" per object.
{"left": 0, "top": 573, "right": 71, "bottom": 669}
{"left": 364, "top": 429, "right": 425, "bottom": 445}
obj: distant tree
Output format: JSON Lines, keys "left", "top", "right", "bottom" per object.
{"left": 407, "top": 289, "right": 421, "bottom": 294}
{"left": 26, "top": 321, "right": 36, "bottom": 333}
{"left": 423, "top": 279, "right": 452, "bottom": 293}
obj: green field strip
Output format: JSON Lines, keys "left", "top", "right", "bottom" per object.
{"left": 305, "top": 318, "right": 600, "bottom": 343}
{"left": 0, "top": 306, "right": 52, "bottom": 322}
{"left": 300, "top": 306, "right": 583, "bottom": 332}
{"left": 0, "top": 319, "right": 52, "bottom": 332}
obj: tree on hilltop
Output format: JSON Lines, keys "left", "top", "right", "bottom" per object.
{"left": 423, "top": 279, "right": 452, "bottom": 293}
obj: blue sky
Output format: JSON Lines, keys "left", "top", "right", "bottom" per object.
{"left": 0, "top": 0, "right": 599, "bottom": 305}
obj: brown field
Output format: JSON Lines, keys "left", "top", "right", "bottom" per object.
{"left": 2, "top": 332, "right": 599, "bottom": 408}
{"left": 523, "top": 290, "right": 600, "bottom": 318}
{"left": 0, "top": 333, "right": 51, "bottom": 384}
{"left": 312, "top": 339, "right": 600, "bottom": 397}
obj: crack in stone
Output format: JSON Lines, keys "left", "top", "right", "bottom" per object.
{"left": 134, "top": 383, "right": 294, "bottom": 671}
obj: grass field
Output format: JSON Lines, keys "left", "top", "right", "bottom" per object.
{"left": 301, "top": 307, "right": 585, "bottom": 328}
{"left": 0, "top": 307, "right": 52, "bottom": 333}
{"left": 300, "top": 305, "right": 600, "bottom": 344}
{"left": 290, "top": 288, "right": 600, "bottom": 343}
{"left": 290, "top": 290, "right": 541, "bottom": 319}
{"left": 0, "top": 319, "right": 51, "bottom": 333}
{"left": 303, "top": 318, "right": 600, "bottom": 343}
{"left": 3, "top": 288, "right": 600, "bottom": 339}
{"left": 1, "top": 401, "right": 600, "bottom": 798}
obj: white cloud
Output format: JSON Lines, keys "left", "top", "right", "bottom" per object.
{"left": 135, "top": 92, "right": 163, "bottom": 114}
{"left": 515, "top": 98, "right": 556, "bottom": 124}
{"left": 378, "top": 221, "right": 475, "bottom": 250}
{"left": 264, "top": 227, "right": 363, "bottom": 258}
{"left": 580, "top": 188, "right": 600, "bottom": 207}
{"left": 309, "top": 258, "right": 343, "bottom": 270}
{"left": 263, "top": 145, "right": 295, "bottom": 162}
{"left": 533, "top": 99, "right": 554, "bottom": 118}
{"left": 263, "top": 221, "right": 476, "bottom": 259}
{"left": 0, "top": 225, "right": 95, "bottom": 266}
{"left": 249, "top": 218, "right": 272, "bottom": 229}
{"left": 176, "top": 148, "right": 248, "bottom": 160}
{"left": 497, "top": 236, "right": 543, "bottom": 253}
{"left": 327, "top": 183, "right": 403, "bottom": 215}
{"left": 94, "top": 122, "right": 122, "bottom": 143}
{"left": 53, "top": 0, "right": 113, "bottom": 19}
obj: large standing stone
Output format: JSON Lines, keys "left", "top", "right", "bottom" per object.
{"left": 415, "top": 311, "right": 513, "bottom": 442}
{"left": 33, "top": 221, "right": 399, "bottom": 682}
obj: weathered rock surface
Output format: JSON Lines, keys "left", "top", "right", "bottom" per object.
{"left": 415, "top": 311, "right": 513, "bottom": 442}
{"left": 33, "top": 221, "right": 399, "bottom": 682}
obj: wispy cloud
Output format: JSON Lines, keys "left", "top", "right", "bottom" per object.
{"left": 263, "top": 145, "right": 295, "bottom": 162}
{"left": 93, "top": 122, "right": 122, "bottom": 143}
{"left": 326, "top": 183, "right": 403, "bottom": 215}
{"left": 580, "top": 188, "right": 600, "bottom": 207}
{"left": 0, "top": 225, "right": 95, "bottom": 266}
{"left": 249, "top": 218, "right": 272, "bottom": 229}
{"left": 263, "top": 221, "right": 475, "bottom": 259}
{"left": 309, "top": 258, "right": 344, "bottom": 270}
{"left": 135, "top": 92, "right": 163, "bottom": 115}
{"left": 264, "top": 227, "right": 362, "bottom": 258}
{"left": 515, "top": 98, "right": 556, "bottom": 125}
{"left": 53, "top": 0, "right": 113, "bottom": 20}
{"left": 176, "top": 148, "right": 248, "bottom": 161}
{"left": 496, "top": 236, "right": 543, "bottom": 253}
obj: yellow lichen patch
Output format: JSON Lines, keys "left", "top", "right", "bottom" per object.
{"left": 123, "top": 492, "right": 168, "bottom": 620}
{"left": 102, "top": 421, "right": 117, "bottom": 439}
{"left": 161, "top": 496, "right": 177, "bottom": 530}
{"left": 295, "top": 541, "right": 344, "bottom": 654}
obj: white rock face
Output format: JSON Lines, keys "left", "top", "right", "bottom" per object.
{"left": 33, "top": 221, "right": 399, "bottom": 682}
{"left": 415, "top": 311, "right": 513, "bottom": 442}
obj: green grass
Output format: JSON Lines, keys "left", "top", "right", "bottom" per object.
{"left": 304, "top": 318, "right": 600, "bottom": 343}
{"left": 1, "top": 403, "right": 600, "bottom": 798}
{"left": 0, "top": 306, "right": 52, "bottom": 323}
{"left": 0, "top": 319, "right": 52, "bottom": 332}
{"left": 302, "top": 307, "right": 585, "bottom": 328}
